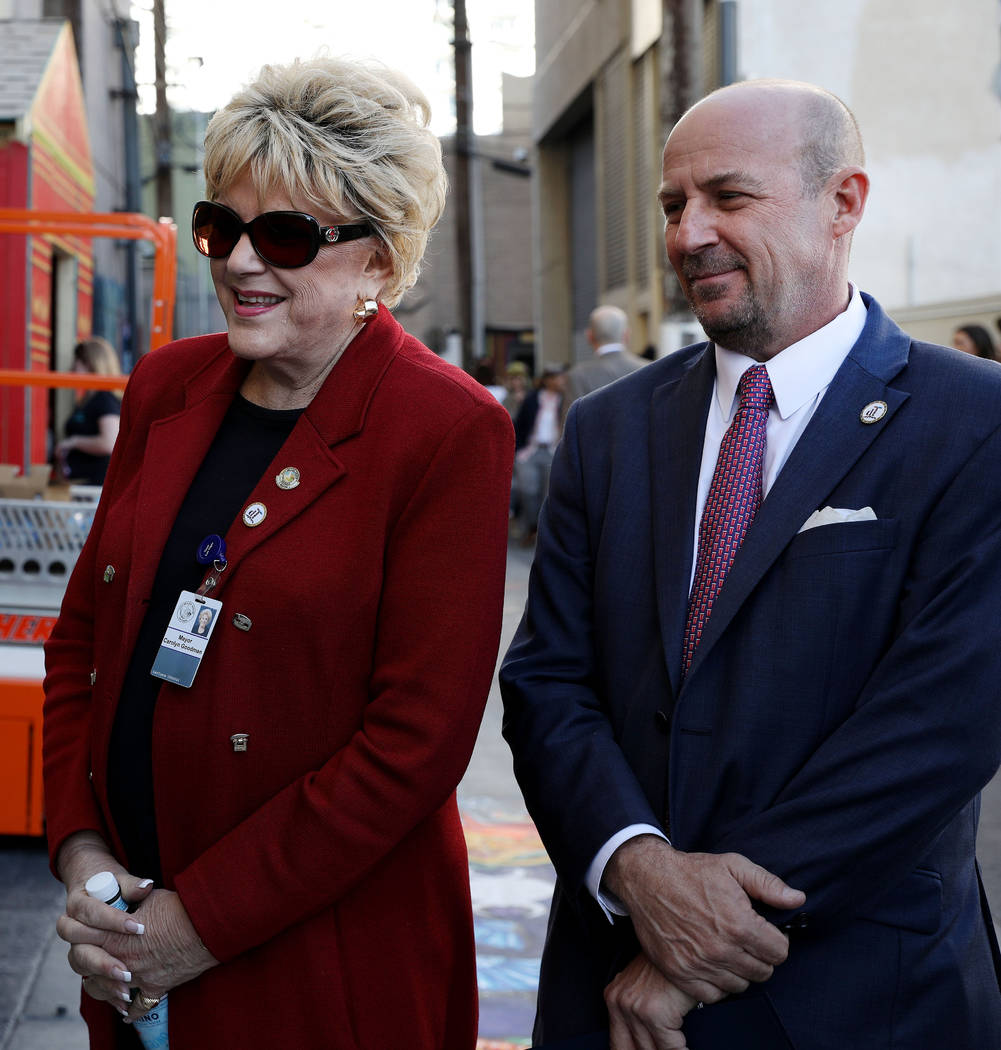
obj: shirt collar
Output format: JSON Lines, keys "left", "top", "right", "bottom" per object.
{"left": 597, "top": 343, "right": 625, "bottom": 356}
{"left": 713, "top": 284, "right": 868, "bottom": 422}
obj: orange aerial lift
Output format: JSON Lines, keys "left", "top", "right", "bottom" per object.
{"left": 0, "top": 209, "right": 176, "bottom": 836}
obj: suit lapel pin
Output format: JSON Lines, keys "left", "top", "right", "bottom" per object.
{"left": 860, "top": 400, "right": 888, "bottom": 425}
{"left": 230, "top": 733, "right": 249, "bottom": 753}
{"left": 275, "top": 467, "right": 300, "bottom": 490}
{"left": 242, "top": 502, "right": 267, "bottom": 527}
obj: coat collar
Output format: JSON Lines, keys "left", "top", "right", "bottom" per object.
{"left": 651, "top": 294, "right": 912, "bottom": 690}
{"left": 180, "top": 304, "right": 405, "bottom": 448}
{"left": 127, "top": 305, "right": 405, "bottom": 616}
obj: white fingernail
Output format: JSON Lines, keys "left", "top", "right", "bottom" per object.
{"left": 125, "top": 920, "right": 144, "bottom": 935}
{"left": 138, "top": 879, "right": 154, "bottom": 888}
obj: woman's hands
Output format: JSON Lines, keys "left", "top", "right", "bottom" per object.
{"left": 55, "top": 832, "right": 218, "bottom": 1021}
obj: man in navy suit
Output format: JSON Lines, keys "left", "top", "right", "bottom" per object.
{"left": 500, "top": 79, "right": 1001, "bottom": 1049}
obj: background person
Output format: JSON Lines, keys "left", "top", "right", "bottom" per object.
{"left": 502, "top": 360, "right": 531, "bottom": 419}
{"left": 512, "top": 364, "right": 565, "bottom": 544}
{"left": 56, "top": 337, "right": 123, "bottom": 485}
{"left": 43, "top": 56, "right": 513, "bottom": 1050}
{"left": 501, "top": 79, "right": 1001, "bottom": 1049}
{"left": 952, "top": 322, "right": 997, "bottom": 360}
{"left": 562, "top": 305, "right": 647, "bottom": 425}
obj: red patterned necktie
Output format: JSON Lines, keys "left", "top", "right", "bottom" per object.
{"left": 682, "top": 363, "right": 774, "bottom": 676}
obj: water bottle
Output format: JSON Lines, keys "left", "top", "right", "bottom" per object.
{"left": 85, "top": 871, "right": 169, "bottom": 1050}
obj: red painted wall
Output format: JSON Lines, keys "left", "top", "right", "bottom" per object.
{"left": 0, "top": 24, "right": 95, "bottom": 468}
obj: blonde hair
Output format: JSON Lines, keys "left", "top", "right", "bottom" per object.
{"left": 202, "top": 56, "right": 447, "bottom": 308}
{"left": 72, "top": 337, "right": 122, "bottom": 398}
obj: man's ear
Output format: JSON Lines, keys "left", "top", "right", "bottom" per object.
{"left": 830, "top": 167, "right": 869, "bottom": 240}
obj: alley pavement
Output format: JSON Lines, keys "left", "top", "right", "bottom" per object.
{"left": 3, "top": 540, "right": 1001, "bottom": 1049}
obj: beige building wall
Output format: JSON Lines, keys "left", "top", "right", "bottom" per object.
{"left": 533, "top": 0, "right": 674, "bottom": 368}
{"left": 535, "top": 0, "right": 1001, "bottom": 364}
{"left": 738, "top": 0, "right": 1001, "bottom": 348}
{"left": 400, "top": 73, "right": 535, "bottom": 374}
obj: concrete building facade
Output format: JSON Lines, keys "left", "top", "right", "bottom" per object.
{"left": 399, "top": 72, "right": 536, "bottom": 379}
{"left": 533, "top": 0, "right": 1001, "bottom": 365}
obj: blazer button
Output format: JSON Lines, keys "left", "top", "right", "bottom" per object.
{"left": 781, "top": 912, "right": 810, "bottom": 936}
{"left": 89, "top": 669, "right": 97, "bottom": 686}
{"left": 654, "top": 710, "right": 671, "bottom": 734}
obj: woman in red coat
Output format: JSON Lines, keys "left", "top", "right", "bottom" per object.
{"left": 43, "top": 56, "right": 513, "bottom": 1050}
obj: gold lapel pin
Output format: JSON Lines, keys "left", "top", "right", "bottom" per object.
{"left": 860, "top": 400, "right": 888, "bottom": 425}
{"left": 275, "top": 467, "right": 301, "bottom": 490}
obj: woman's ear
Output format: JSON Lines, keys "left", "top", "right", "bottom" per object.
{"left": 362, "top": 241, "right": 393, "bottom": 286}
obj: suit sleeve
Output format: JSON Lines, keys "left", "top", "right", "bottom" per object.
{"left": 713, "top": 418, "right": 1001, "bottom": 928}
{"left": 500, "top": 403, "right": 664, "bottom": 899}
{"left": 173, "top": 399, "right": 514, "bottom": 962}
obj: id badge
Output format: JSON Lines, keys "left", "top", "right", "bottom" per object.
{"left": 150, "top": 591, "right": 223, "bottom": 688}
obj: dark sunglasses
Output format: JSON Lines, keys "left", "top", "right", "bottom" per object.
{"left": 192, "top": 199, "right": 374, "bottom": 269}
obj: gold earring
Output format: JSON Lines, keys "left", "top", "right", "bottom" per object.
{"left": 353, "top": 296, "right": 378, "bottom": 321}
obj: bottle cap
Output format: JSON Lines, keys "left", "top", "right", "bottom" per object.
{"left": 85, "top": 870, "right": 121, "bottom": 903}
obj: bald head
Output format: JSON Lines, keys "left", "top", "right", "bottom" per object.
{"left": 588, "top": 305, "right": 629, "bottom": 348}
{"left": 659, "top": 78, "right": 870, "bottom": 359}
{"left": 687, "top": 80, "right": 864, "bottom": 197}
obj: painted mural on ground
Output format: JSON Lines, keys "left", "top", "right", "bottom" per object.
{"left": 462, "top": 797, "right": 556, "bottom": 1050}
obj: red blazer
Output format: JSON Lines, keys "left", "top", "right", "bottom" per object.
{"left": 43, "top": 307, "right": 514, "bottom": 1050}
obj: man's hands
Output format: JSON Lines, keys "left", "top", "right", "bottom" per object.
{"left": 606, "top": 955, "right": 698, "bottom": 1050}
{"left": 603, "top": 836, "right": 804, "bottom": 1004}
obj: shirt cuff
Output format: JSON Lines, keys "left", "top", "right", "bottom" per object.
{"left": 586, "top": 824, "right": 670, "bottom": 922}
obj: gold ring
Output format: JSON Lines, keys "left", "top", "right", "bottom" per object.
{"left": 135, "top": 993, "right": 161, "bottom": 1012}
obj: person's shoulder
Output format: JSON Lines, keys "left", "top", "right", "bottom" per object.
{"left": 89, "top": 389, "right": 122, "bottom": 414}
{"left": 903, "top": 339, "right": 1001, "bottom": 420}
{"left": 387, "top": 331, "right": 513, "bottom": 422}
{"left": 133, "top": 333, "right": 230, "bottom": 382}
{"left": 122, "top": 333, "right": 231, "bottom": 415}
{"left": 592, "top": 342, "right": 706, "bottom": 401}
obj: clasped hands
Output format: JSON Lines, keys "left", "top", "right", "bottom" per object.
{"left": 55, "top": 832, "right": 217, "bottom": 1025}
{"left": 602, "top": 836, "right": 805, "bottom": 1050}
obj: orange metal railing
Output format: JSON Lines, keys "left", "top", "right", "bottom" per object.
{"left": 0, "top": 208, "right": 178, "bottom": 350}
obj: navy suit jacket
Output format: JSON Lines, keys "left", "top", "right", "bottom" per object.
{"left": 500, "top": 295, "right": 1001, "bottom": 1049}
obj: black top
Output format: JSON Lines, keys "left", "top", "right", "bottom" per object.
{"left": 106, "top": 394, "right": 302, "bottom": 884}
{"left": 64, "top": 390, "right": 122, "bottom": 484}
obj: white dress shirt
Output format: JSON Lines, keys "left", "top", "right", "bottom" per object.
{"left": 586, "top": 285, "right": 869, "bottom": 917}
{"left": 531, "top": 388, "right": 562, "bottom": 448}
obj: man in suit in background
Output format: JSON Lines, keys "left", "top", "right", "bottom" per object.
{"left": 500, "top": 78, "right": 1001, "bottom": 1049}
{"left": 562, "top": 305, "right": 647, "bottom": 425}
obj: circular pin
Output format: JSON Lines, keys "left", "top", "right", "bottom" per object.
{"left": 275, "top": 467, "right": 301, "bottom": 491}
{"left": 242, "top": 502, "right": 268, "bottom": 527}
{"left": 860, "top": 400, "right": 888, "bottom": 425}
{"left": 197, "top": 534, "right": 226, "bottom": 564}
{"left": 102, "top": 565, "right": 115, "bottom": 583}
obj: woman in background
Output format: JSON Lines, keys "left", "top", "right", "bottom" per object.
{"left": 952, "top": 323, "right": 997, "bottom": 361}
{"left": 56, "top": 337, "right": 122, "bottom": 484}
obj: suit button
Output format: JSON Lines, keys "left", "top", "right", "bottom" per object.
{"left": 654, "top": 710, "right": 671, "bottom": 734}
{"left": 781, "top": 912, "right": 810, "bottom": 935}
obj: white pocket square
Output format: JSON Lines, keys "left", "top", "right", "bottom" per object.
{"left": 798, "top": 506, "right": 877, "bottom": 533}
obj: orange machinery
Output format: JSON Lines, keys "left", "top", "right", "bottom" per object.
{"left": 0, "top": 209, "right": 176, "bottom": 836}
